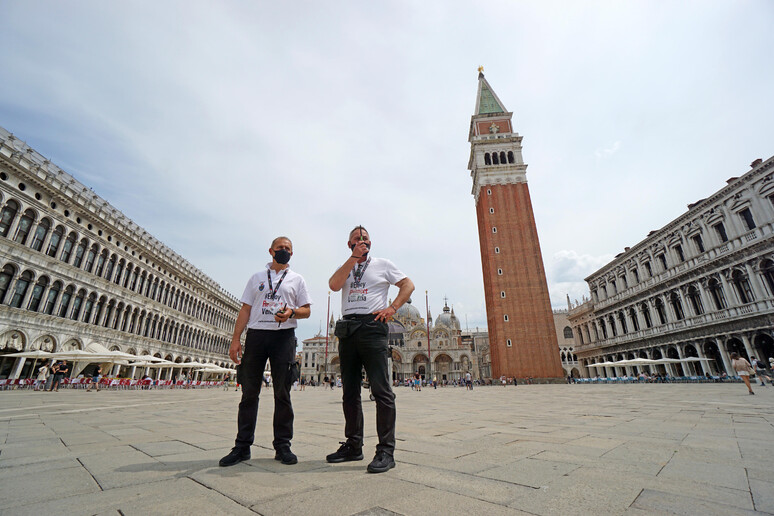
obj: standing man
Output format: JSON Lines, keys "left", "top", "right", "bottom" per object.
{"left": 219, "top": 237, "right": 312, "bottom": 467}
{"left": 326, "top": 226, "right": 414, "bottom": 473}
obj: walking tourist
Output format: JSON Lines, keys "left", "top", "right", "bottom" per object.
{"left": 35, "top": 360, "right": 49, "bottom": 391}
{"left": 86, "top": 365, "right": 101, "bottom": 392}
{"left": 219, "top": 236, "right": 312, "bottom": 467}
{"left": 325, "top": 226, "right": 414, "bottom": 473}
{"left": 730, "top": 352, "right": 755, "bottom": 395}
{"left": 750, "top": 356, "right": 772, "bottom": 386}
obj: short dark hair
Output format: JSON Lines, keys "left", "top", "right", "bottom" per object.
{"left": 271, "top": 236, "right": 293, "bottom": 249}
{"left": 348, "top": 226, "right": 369, "bottom": 240}
{"left": 730, "top": 352, "right": 740, "bottom": 359}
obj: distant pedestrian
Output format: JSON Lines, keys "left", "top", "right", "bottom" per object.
{"left": 750, "top": 356, "right": 772, "bottom": 386}
{"left": 465, "top": 372, "right": 472, "bottom": 390}
{"left": 87, "top": 365, "right": 101, "bottom": 392}
{"left": 730, "top": 352, "right": 755, "bottom": 395}
{"left": 35, "top": 360, "right": 50, "bottom": 391}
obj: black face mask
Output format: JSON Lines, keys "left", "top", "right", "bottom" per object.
{"left": 273, "top": 249, "right": 291, "bottom": 264}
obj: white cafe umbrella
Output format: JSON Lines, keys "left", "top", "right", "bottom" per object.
{"left": 2, "top": 350, "right": 55, "bottom": 359}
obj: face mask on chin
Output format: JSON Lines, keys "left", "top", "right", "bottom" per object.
{"left": 273, "top": 249, "right": 291, "bottom": 265}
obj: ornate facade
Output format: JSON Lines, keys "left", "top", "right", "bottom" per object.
{"left": 568, "top": 157, "right": 774, "bottom": 378}
{"left": 468, "top": 72, "right": 564, "bottom": 382}
{"left": 304, "top": 299, "right": 485, "bottom": 383}
{"left": 0, "top": 126, "right": 239, "bottom": 380}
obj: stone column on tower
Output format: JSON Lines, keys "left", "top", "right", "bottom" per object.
{"left": 468, "top": 70, "right": 564, "bottom": 382}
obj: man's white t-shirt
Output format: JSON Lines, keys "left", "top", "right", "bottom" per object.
{"left": 241, "top": 263, "right": 313, "bottom": 330}
{"left": 340, "top": 256, "right": 406, "bottom": 315}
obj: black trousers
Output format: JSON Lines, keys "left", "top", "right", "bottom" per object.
{"left": 235, "top": 328, "right": 295, "bottom": 451}
{"left": 336, "top": 316, "right": 396, "bottom": 455}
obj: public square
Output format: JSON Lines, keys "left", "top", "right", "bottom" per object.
{"left": 1, "top": 383, "right": 773, "bottom": 515}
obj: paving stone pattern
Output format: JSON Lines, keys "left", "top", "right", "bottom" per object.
{"left": 1, "top": 383, "right": 773, "bottom": 515}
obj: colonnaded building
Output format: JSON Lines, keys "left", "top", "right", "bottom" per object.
{"left": 0, "top": 126, "right": 240, "bottom": 380}
{"left": 568, "top": 157, "right": 774, "bottom": 378}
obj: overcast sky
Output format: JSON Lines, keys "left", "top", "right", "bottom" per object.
{"left": 1, "top": 1, "right": 772, "bottom": 344}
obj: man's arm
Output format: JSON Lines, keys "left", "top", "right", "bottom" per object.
{"left": 329, "top": 241, "right": 369, "bottom": 291}
{"left": 229, "top": 303, "right": 252, "bottom": 365}
{"left": 274, "top": 304, "right": 311, "bottom": 323}
{"left": 329, "top": 257, "right": 359, "bottom": 291}
{"left": 374, "top": 277, "right": 415, "bottom": 322}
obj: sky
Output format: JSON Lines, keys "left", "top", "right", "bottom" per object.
{"left": 1, "top": 1, "right": 772, "bottom": 344}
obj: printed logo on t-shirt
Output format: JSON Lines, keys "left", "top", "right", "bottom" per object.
{"left": 258, "top": 282, "right": 265, "bottom": 292}
{"left": 348, "top": 280, "right": 368, "bottom": 303}
{"left": 261, "top": 296, "right": 284, "bottom": 315}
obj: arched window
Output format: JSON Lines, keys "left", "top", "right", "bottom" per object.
{"left": 95, "top": 250, "right": 108, "bottom": 277}
{"left": 59, "top": 232, "right": 77, "bottom": 263}
{"left": 731, "top": 269, "right": 754, "bottom": 304}
{"left": 687, "top": 285, "right": 704, "bottom": 315}
{"left": 608, "top": 315, "right": 617, "bottom": 336}
{"left": 618, "top": 311, "right": 628, "bottom": 334}
{"left": 72, "top": 238, "right": 88, "bottom": 268}
{"left": 0, "top": 200, "right": 20, "bottom": 237}
{"left": 563, "top": 326, "right": 573, "bottom": 339}
{"left": 0, "top": 264, "right": 15, "bottom": 304}
{"left": 43, "top": 281, "right": 62, "bottom": 315}
{"left": 27, "top": 276, "right": 49, "bottom": 312}
{"left": 507, "top": 151, "right": 514, "bottom": 163}
{"left": 46, "top": 225, "right": 64, "bottom": 257}
{"left": 762, "top": 259, "right": 774, "bottom": 296}
{"left": 30, "top": 218, "right": 50, "bottom": 251}
{"left": 104, "top": 254, "right": 117, "bottom": 281}
{"left": 654, "top": 298, "right": 668, "bottom": 324}
{"left": 9, "top": 270, "right": 33, "bottom": 308}
{"left": 669, "top": 292, "right": 684, "bottom": 320}
{"left": 500, "top": 151, "right": 506, "bottom": 163}
{"left": 492, "top": 152, "right": 499, "bottom": 165}
{"left": 707, "top": 277, "right": 727, "bottom": 310}
{"left": 84, "top": 244, "right": 98, "bottom": 272}
{"left": 113, "top": 259, "right": 125, "bottom": 285}
{"left": 93, "top": 296, "right": 106, "bottom": 326}
{"left": 13, "top": 209, "right": 36, "bottom": 245}
{"left": 70, "top": 289, "right": 86, "bottom": 320}
{"left": 82, "top": 293, "right": 96, "bottom": 323}
{"left": 484, "top": 153, "right": 491, "bottom": 165}
{"left": 628, "top": 307, "right": 639, "bottom": 331}
{"left": 58, "top": 285, "right": 75, "bottom": 318}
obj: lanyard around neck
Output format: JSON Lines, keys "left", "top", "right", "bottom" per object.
{"left": 352, "top": 257, "right": 371, "bottom": 283}
{"left": 267, "top": 268, "right": 288, "bottom": 298}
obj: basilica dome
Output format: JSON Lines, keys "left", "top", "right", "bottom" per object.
{"left": 434, "top": 303, "right": 460, "bottom": 330}
{"left": 395, "top": 298, "right": 422, "bottom": 324}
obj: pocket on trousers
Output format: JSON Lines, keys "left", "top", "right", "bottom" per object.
{"left": 363, "top": 320, "right": 388, "bottom": 338}
{"left": 334, "top": 320, "right": 362, "bottom": 339}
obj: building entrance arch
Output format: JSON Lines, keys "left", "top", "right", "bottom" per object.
{"left": 725, "top": 337, "right": 748, "bottom": 361}
{"left": 702, "top": 340, "right": 724, "bottom": 375}
{"left": 753, "top": 334, "right": 774, "bottom": 363}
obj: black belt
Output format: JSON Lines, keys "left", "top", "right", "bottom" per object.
{"left": 343, "top": 313, "right": 376, "bottom": 321}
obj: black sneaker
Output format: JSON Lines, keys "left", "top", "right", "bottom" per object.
{"left": 274, "top": 448, "right": 298, "bottom": 465}
{"left": 367, "top": 451, "right": 395, "bottom": 473}
{"left": 326, "top": 441, "right": 364, "bottom": 463}
{"left": 219, "top": 447, "right": 250, "bottom": 467}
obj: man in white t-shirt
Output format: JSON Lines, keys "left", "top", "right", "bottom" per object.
{"left": 219, "top": 236, "right": 312, "bottom": 467}
{"left": 325, "top": 226, "right": 414, "bottom": 473}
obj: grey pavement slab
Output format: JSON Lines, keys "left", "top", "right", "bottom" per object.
{"left": 0, "top": 383, "right": 773, "bottom": 515}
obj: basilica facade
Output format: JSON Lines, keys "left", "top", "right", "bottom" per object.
{"left": 0, "top": 126, "right": 239, "bottom": 380}
{"left": 303, "top": 299, "right": 483, "bottom": 383}
{"left": 568, "top": 157, "right": 774, "bottom": 378}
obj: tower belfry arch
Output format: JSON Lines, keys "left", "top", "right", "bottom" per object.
{"left": 468, "top": 70, "right": 564, "bottom": 382}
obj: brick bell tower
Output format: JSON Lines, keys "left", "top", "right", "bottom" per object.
{"left": 468, "top": 70, "right": 564, "bottom": 382}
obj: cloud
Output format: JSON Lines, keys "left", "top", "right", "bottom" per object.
{"left": 594, "top": 140, "right": 621, "bottom": 160}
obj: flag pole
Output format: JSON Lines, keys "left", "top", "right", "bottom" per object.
{"left": 325, "top": 291, "right": 330, "bottom": 382}
{"left": 426, "top": 290, "right": 431, "bottom": 381}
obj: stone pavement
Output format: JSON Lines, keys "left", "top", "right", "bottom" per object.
{"left": 1, "top": 383, "right": 773, "bottom": 515}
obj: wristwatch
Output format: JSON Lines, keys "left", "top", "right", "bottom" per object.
{"left": 289, "top": 309, "right": 295, "bottom": 319}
